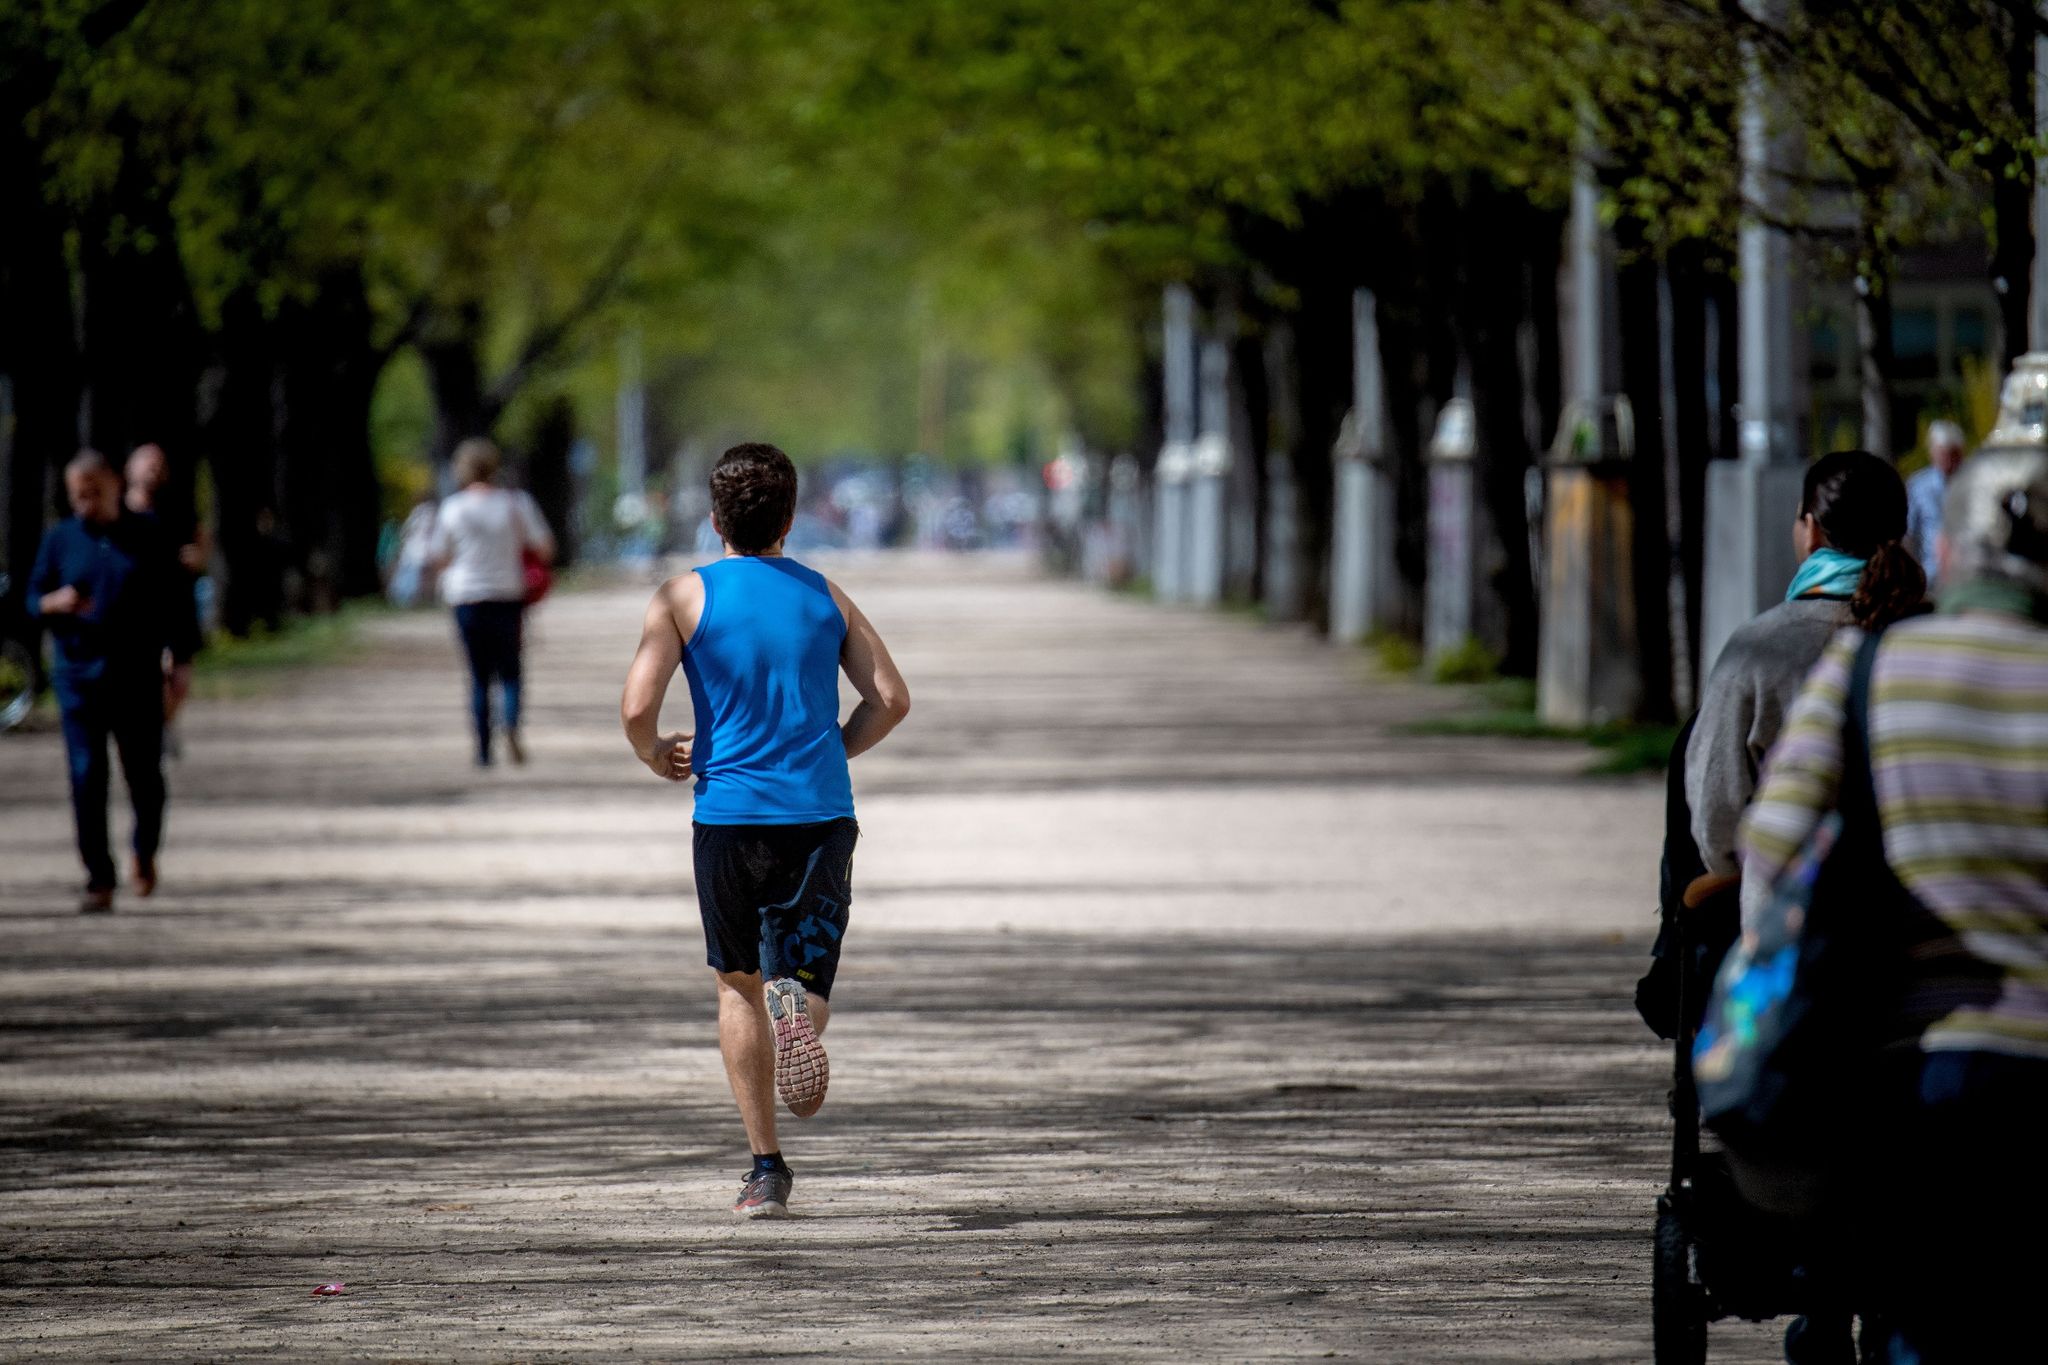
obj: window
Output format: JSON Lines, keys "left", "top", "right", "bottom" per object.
{"left": 1951, "top": 306, "right": 1989, "bottom": 374}
{"left": 1893, "top": 307, "right": 1939, "bottom": 382}
{"left": 1809, "top": 314, "right": 1840, "bottom": 383}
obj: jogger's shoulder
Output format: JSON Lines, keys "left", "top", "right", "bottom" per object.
{"left": 823, "top": 576, "right": 855, "bottom": 621}
{"left": 655, "top": 571, "right": 707, "bottom": 635}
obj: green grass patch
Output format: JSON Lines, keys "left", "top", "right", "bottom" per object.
{"left": 191, "top": 602, "right": 387, "bottom": 698}
{"left": 1397, "top": 681, "right": 1678, "bottom": 777}
{"left": 1585, "top": 724, "right": 1683, "bottom": 776}
{"left": 1367, "top": 631, "right": 1423, "bottom": 676}
{"left": 1218, "top": 593, "right": 1266, "bottom": 621}
{"left": 1428, "top": 636, "right": 1500, "bottom": 684}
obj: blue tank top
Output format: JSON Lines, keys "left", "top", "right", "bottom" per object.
{"left": 681, "top": 556, "right": 854, "bottom": 825}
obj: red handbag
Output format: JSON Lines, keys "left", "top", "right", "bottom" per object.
{"left": 521, "top": 546, "right": 552, "bottom": 605}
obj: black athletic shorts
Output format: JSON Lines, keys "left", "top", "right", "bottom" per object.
{"left": 692, "top": 818, "right": 858, "bottom": 998}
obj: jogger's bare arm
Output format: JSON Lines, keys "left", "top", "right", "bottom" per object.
{"left": 620, "top": 577, "right": 700, "bottom": 781}
{"left": 830, "top": 582, "right": 910, "bottom": 760}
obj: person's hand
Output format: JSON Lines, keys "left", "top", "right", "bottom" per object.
{"left": 638, "top": 732, "right": 692, "bottom": 782}
{"left": 164, "top": 663, "right": 193, "bottom": 721}
{"left": 40, "top": 585, "right": 91, "bottom": 616}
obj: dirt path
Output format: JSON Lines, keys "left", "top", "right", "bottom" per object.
{"left": 0, "top": 554, "right": 1780, "bottom": 1360}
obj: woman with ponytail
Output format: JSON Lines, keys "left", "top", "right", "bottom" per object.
{"left": 1684, "top": 450, "right": 1926, "bottom": 882}
{"left": 1738, "top": 446, "right": 2048, "bottom": 1362}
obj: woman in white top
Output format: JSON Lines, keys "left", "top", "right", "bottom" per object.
{"left": 432, "top": 438, "right": 554, "bottom": 766}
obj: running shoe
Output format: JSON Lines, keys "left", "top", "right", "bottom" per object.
{"left": 733, "top": 1166, "right": 792, "bottom": 1219}
{"left": 764, "top": 977, "right": 829, "bottom": 1118}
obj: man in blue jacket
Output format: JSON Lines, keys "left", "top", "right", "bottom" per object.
{"left": 30, "top": 449, "right": 201, "bottom": 912}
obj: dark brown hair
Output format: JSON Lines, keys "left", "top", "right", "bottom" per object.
{"left": 711, "top": 442, "right": 798, "bottom": 553}
{"left": 1801, "top": 449, "right": 1926, "bottom": 630}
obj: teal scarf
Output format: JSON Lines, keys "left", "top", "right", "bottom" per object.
{"left": 1785, "top": 547, "right": 1865, "bottom": 602}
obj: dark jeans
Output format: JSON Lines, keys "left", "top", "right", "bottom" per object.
{"left": 453, "top": 601, "right": 523, "bottom": 762}
{"left": 1866, "top": 1049, "right": 2048, "bottom": 1363}
{"left": 56, "top": 671, "right": 165, "bottom": 890}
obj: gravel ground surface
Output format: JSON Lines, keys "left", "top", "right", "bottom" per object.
{"left": 0, "top": 553, "right": 1783, "bottom": 1361}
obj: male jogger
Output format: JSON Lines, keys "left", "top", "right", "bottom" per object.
{"left": 620, "top": 442, "right": 910, "bottom": 1218}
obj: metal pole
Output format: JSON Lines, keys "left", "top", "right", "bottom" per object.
{"left": 1153, "top": 285, "right": 1196, "bottom": 601}
{"left": 616, "top": 328, "right": 646, "bottom": 499}
{"left": 1570, "top": 148, "right": 1607, "bottom": 419}
{"left": 1187, "top": 334, "right": 1230, "bottom": 606}
{"left": 1331, "top": 289, "right": 1394, "bottom": 644}
{"left": 1699, "top": 5, "right": 1807, "bottom": 678}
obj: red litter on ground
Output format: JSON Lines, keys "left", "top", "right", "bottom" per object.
{"left": 311, "top": 1283, "right": 345, "bottom": 1297}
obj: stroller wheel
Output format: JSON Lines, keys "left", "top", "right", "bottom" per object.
{"left": 1654, "top": 1203, "right": 1709, "bottom": 1365}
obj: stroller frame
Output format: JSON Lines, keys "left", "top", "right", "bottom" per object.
{"left": 1651, "top": 889, "right": 1886, "bottom": 1364}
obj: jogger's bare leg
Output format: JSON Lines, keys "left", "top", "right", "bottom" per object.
{"left": 714, "top": 971, "right": 777, "bottom": 1153}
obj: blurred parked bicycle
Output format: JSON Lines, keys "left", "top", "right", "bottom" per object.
{"left": 0, "top": 572, "right": 43, "bottom": 732}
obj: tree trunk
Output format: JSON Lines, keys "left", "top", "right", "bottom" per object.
{"left": 1130, "top": 314, "right": 1166, "bottom": 581}
{"left": 1855, "top": 270, "right": 1895, "bottom": 459}
{"left": 526, "top": 395, "right": 578, "bottom": 568}
{"left": 0, "top": 170, "right": 81, "bottom": 590}
{"left": 1231, "top": 196, "right": 1372, "bottom": 629}
{"left": 1526, "top": 228, "right": 1564, "bottom": 459}
{"left": 1665, "top": 241, "right": 1717, "bottom": 688}
{"left": 1288, "top": 279, "right": 1352, "bottom": 632}
{"left": 1616, "top": 227, "right": 1676, "bottom": 722}
{"left": 1363, "top": 196, "right": 1459, "bottom": 643}
{"left": 1991, "top": 8, "right": 2036, "bottom": 370}
{"left": 74, "top": 173, "right": 206, "bottom": 530}
{"left": 420, "top": 302, "right": 495, "bottom": 476}
{"left": 1226, "top": 310, "right": 1270, "bottom": 606}
{"left": 1261, "top": 316, "right": 1304, "bottom": 620}
{"left": 201, "top": 292, "right": 286, "bottom": 636}
{"left": 275, "top": 266, "right": 386, "bottom": 606}
{"left": 1453, "top": 184, "right": 1542, "bottom": 677}
{"left": 1373, "top": 297, "right": 1432, "bottom": 642}
{"left": 1708, "top": 268, "right": 1740, "bottom": 465}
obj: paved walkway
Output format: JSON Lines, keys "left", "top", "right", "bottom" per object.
{"left": 0, "top": 554, "right": 1780, "bottom": 1360}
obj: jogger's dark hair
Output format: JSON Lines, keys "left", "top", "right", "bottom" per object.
{"left": 712, "top": 443, "right": 798, "bottom": 553}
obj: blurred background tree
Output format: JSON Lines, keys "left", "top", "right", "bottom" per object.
{"left": 2, "top": 0, "right": 2040, "bottom": 713}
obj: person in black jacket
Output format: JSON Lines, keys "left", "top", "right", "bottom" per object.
{"left": 29, "top": 449, "right": 201, "bottom": 912}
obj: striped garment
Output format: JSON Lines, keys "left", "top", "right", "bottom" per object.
{"left": 1740, "top": 611, "right": 2048, "bottom": 1060}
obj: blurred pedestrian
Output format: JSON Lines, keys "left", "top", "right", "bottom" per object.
{"left": 1688, "top": 451, "right": 1926, "bottom": 886}
{"left": 1904, "top": 419, "right": 1966, "bottom": 576}
{"left": 122, "top": 442, "right": 205, "bottom": 748}
{"left": 29, "top": 450, "right": 201, "bottom": 912}
{"left": 432, "top": 438, "right": 553, "bottom": 766}
{"left": 1675, "top": 451, "right": 1926, "bottom": 1360}
{"left": 387, "top": 492, "right": 440, "bottom": 608}
{"left": 619, "top": 442, "right": 911, "bottom": 1218}
{"left": 122, "top": 443, "right": 207, "bottom": 574}
{"left": 1740, "top": 445, "right": 2048, "bottom": 1361}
